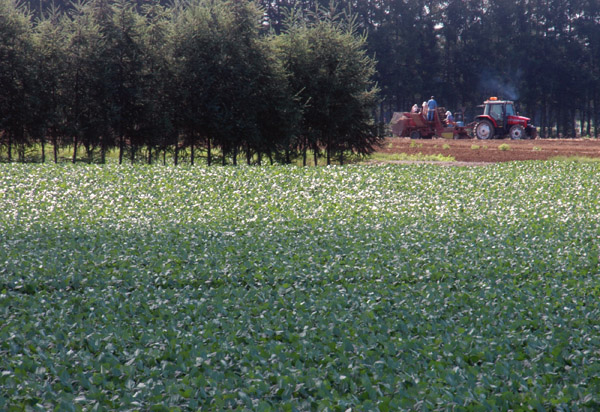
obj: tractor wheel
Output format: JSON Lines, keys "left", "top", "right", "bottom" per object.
{"left": 509, "top": 124, "right": 525, "bottom": 140}
{"left": 475, "top": 120, "right": 494, "bottom": 140}
{"left": 410, "top": 130, "right": 421, "bottom": 139}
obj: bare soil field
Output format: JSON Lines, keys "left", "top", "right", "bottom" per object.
{"left": 377, "top": 137, "right": 600, "bottom": 164}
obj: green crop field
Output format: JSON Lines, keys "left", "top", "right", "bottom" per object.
{"left": 1, "top": 162, "right": 599, "bottom": 411}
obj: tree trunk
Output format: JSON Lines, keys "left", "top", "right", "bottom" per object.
{"left": 555, "top": 106, "right": 561, "bottom": 138}
{"left": 207, "top": 138, "right": 212, "bottom": 166}
{"left": 72, "top": 137, "right": 77, "bottom": 163}
{"left": 53, "top": 134, "right": 58, "bottom": 164}
{"left": 86, "top": 143, "right": 93, "bottom": 163}
{"left": 119, "top": 135, "right": 124, "bottom": 165}
{"left": 100, "top": 139, "right": 106, "bottom": 164}
{"left": 148, "top": 146, "right": 152, "bottom": 165}
{"left": 41, "top": 137, "right": 46, "bottom": 163}
{"left": 540, "top": 103, "right": 546, "bottom": 138}
{"left": 594, "top": 92, "right": 599, "bottom": 138}
{"left": 586, "top": 99, "right": 592, "bottom": 137}
{"left": 18, "top": 144, "right": 25, "bottom": 163}
{"left": 190, "top": 143, "right": 195, "bottom": 166}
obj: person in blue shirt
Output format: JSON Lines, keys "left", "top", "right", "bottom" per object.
{"left": 427, "top": 96, "right": 437, "bottom": 121}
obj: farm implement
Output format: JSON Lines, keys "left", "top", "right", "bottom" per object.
{"left": 391, "top": 97, "right": 536, "bottom": 140}
{"left": 390, "top": 106, "right": 471, "bottom": 140}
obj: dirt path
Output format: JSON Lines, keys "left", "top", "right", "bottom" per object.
{"left": 377, "top": 137, "right": 600, "bottom": 163}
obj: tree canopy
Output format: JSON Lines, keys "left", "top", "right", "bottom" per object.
{"left": 1, "top": 0, "right": 599, "bottom": 165}
{"left": 260, "top": 0, "right": 598, "bottom": 138}
{"left": 1, "top": 0, "right": 382, "bottom": 164}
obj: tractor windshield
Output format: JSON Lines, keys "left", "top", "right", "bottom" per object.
{"left": 505, "top": 103, "right": 515, "bottom": 116}
{"left": 486, "top": 104, "right": 503, "bottom": 121}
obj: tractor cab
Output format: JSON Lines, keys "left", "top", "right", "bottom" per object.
{"left": 483, "top": 98, "right": 514, "bottom": 129}
{"left": 474, "top": 97, "right": 536, "bottom": 140}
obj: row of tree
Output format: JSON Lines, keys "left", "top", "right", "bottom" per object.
{"left": 0, "top": 0, "right": 379, "bottom": 164}
{"left": 40, "top": 0, "right": 600, "bottom": 138}
{"left": 260, "top": 0, "right": 598, "bottom": 138}
{"left": 2, "top": 0, "right": 599, "bottom": 165}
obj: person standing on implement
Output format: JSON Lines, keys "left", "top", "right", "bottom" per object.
{"left": 427, "top": 96, "right": 437, "bottom": 122}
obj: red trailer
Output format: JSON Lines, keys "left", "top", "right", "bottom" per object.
{"left": 390, "top": 107, "right": 471, "bottom": 139}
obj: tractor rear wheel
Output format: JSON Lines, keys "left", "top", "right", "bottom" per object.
{"left": 475, "top": 120, "right": 494, "bottom": 140}
{"left": 509, "top": 125, "right": 525, "bottom": 140}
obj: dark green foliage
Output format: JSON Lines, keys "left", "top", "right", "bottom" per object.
{"left": 61, "top": 0, "right": 106, "bottom": 163}
{"left": 1, "top": 0, "right": 378, "bottom": 164}
{"left": 371, "top": 0, "right": 599, "bottom": 136}
{"left": 2, "top": 162, "right": 600, "bottom": 409}
{"left": 0, "top": 0, "right": 34, "bottom": 161}
{"left": 32, "top": 5, "right": 69, "bottom": 163}
{"left": 170, "top": 0, "right": 296, "bottom": 166}
{"left": 2, "top": 0, "right": 600, "bottom": 163}
{"left": 275, "top": 6, "right": 381, "bottom": 165}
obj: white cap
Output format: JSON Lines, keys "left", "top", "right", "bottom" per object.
{"left": 445, "top": 111, "right": 452, "bottom": 116}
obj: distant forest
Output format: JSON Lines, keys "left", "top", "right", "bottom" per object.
{"left": 1, "top": 0, "right": 599, "bottom": 164}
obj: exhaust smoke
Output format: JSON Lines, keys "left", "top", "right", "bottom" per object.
{"left": 479, "top": 70, "right": 521, "bottom": 101}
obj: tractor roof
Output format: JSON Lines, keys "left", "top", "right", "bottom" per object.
{"left": 484, "top": 97, "right": 513, "bottom": 104}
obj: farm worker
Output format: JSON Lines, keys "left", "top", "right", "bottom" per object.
{"left": 445, "top": 111, "right": 454, "bottom": 125}
{"left": 421, "top": 101, "right": 427, "bottom": 116}
{"left": 427, "top": 96, "right": 437, "bottom": 121}
{"left": 411, "top": 104, "right": 419, "bottom": 113}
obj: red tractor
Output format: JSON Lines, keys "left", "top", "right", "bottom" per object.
{"left": 473, "top": 97, "right": 536, "bottom": 140}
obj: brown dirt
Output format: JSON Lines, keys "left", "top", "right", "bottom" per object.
{"left": 376, "top": 137, "right": 600, "bottom": 164}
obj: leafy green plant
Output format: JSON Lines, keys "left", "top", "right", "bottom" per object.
{"left": 1, "top": 162, "right": 600, "bottom": 410}
{"left": 549, "top": 155, "right": 600, "bottom": 163}
{"left": 498, "top": 143, "right": 511, "bottom": 151}
{"left": 471, "top": 144, "right": 480, "bottom": 150}
{"left": 369, "top": 152, "right": 455, "bottom": 162}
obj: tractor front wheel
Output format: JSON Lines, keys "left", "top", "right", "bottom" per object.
{"left": 410, "top": 130, "right": 421, "bottom": 139}
{"left": 509, "top": 125, "right": 525, "bottom": 140}
{"left": 475, "top": 120, "right": 494, "bottom": 140}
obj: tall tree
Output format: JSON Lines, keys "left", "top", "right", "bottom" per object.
{"left": 138, "top": 3, "right": 175, "bottom": 164}
{"left": 172, "top": 0, "right": 296, "bottom": 165}
{"left": 62, "top": 0, "right": 105, "bottom": 163}
{"left": 276, "top": 5, "right": 380, "bottom": 165}
{"left": 32, "top": 4, "right": 68, "bottom": 163}
{"left": 0, "top": 0, "right": 34, "bottom": 162}
{"left": 99, "top": 0, "right": 146, "bottom": 164}
{"left": 367, "top": 0, "right": 440, "bottom": 121}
